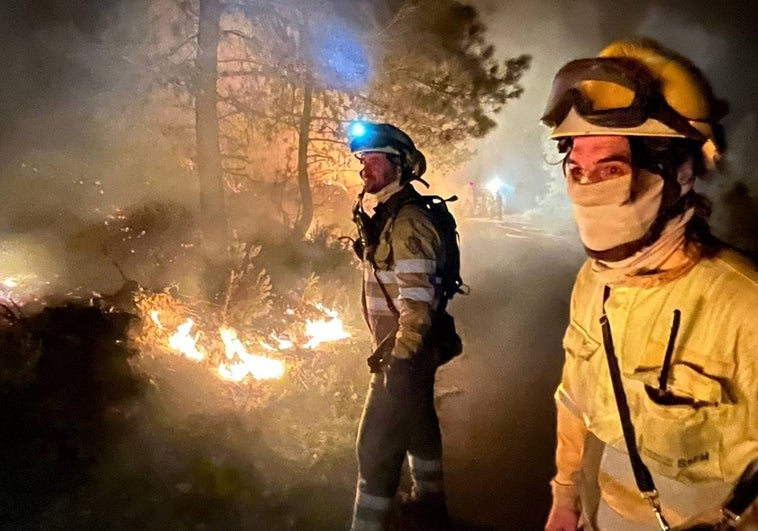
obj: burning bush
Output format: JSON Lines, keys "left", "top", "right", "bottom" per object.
{"left": 0, "top": 216, "right": 374, "bottom": 528}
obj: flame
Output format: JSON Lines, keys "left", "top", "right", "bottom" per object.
{"left": 2, "top": 277, "right": 18, "bottom": 288}
{"left": 271, "top": 333, "right": 294, "bottom": 350}
{"left": 218, "top": 326, "right": 285, "bottom": 381}
{"left": 303, "top": 304, "right": 350, "bottom": 349}
{"left": 139, "top": 298, "right": 350, "bottom": 385}
{"left": 150, "top": 310, "right": 164, "bottom": 329}
{"left": 168, "top": 319, "right": 205, "bottom": 361}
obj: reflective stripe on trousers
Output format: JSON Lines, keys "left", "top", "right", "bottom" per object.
{"left": 408, "top": 453, "right": 444, "bottom": 496}
{"left": 350, "top": 489, "right": 392, "bottom": 531}
{"left": 350, "top": 372, "right": 442, "bottom": 530}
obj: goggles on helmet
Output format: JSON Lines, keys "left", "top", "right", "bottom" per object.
{"left": 541, "top": 57, "right": 706, "bottom": 142}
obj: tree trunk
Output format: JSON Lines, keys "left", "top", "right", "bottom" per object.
{"left": 292, "top": 80, "right": 314, "bottom": 239}
{"left": 196, "top": 0, "right": 229, "bottom": 299}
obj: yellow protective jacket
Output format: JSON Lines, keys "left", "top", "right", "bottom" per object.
{"left": 361, "top": 184, "right": 442, "bottom": 360}
{"left": 553, "top": 247, "right": 758, "bottom": 528}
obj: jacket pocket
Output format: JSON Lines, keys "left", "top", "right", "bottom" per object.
{"left": 633, "top": 368, "right": 725, "bottom": 481}
{"left": 563, "top": 320, "right": 600, "bottom": 361}
{"left": 560, "top": 321, "right": 602, "bottom": 418}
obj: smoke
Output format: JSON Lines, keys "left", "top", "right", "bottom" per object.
{"left": 0, "top": 1, "right": 203, "bottom": 298}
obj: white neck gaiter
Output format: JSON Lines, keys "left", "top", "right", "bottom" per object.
{"left": 566, "top": 160, "right": 698, "bottom": 284}
{"left": 591, "top": 208, "right": 694, "bottom": 286}
{"left": 371, "top": 177, "right": 404, "bottom": 204}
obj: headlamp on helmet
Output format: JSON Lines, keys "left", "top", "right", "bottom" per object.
{"left": 346, "top": 121, "right": 427, "bottom": 179}
{"left": 347, "top": 121, "right": 368, "bottom": 140}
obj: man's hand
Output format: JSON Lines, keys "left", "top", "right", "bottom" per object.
{"left": 383, "top": 356, "right": 417, "bottom": 398}
{"left": 544, "top": 507, "right": 580, "bottom": 531}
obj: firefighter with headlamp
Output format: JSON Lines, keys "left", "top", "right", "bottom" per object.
{"left": 346, "top": 121, "right": 459, "bottom": 530}
{"left": 542, "top": 39, "right": 758, "bottom": 531}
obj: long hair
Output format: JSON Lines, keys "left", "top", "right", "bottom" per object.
{"left": 628, "top": 136, "right": 722, "bottom": 258}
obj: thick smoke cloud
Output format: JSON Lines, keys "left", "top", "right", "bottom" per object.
{"left": 0, "top": 1, "right": 201, "bottom": 299}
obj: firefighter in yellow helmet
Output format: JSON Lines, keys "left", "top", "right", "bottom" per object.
{"left": 346, "top": 122, "right": 463, "bottom": 530}
{"left": 542, "top": 39, "right": 758, "bottom": 530}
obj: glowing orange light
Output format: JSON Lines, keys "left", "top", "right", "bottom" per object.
{"left": 218, "top": 326, "right": 285, "bottom": 381}
{"left": 303, "top": 304, "right": 350, "bottom": 349}
{"left": 168, "top": 318, "right": 205, "bottom": 361}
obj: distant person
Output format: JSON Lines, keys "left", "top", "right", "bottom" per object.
{"left": 462, "top": 181, "right": 476, "bottom": 218}
{"left": 541, "top": 39, "right": 758, "bottom": 530}
{"left": 494, "top": 191, "right": 503, "bottom": 220}
{"left": 345, "top": 122, "right": 464, "bottom": 530}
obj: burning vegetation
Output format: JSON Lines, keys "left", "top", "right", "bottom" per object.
{"left": 0, "top": 226, "right": 374, "bottom": 528}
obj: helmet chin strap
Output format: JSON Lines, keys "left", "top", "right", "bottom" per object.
{"left": 406, "top": 175, "right": 430, "bottom": 188}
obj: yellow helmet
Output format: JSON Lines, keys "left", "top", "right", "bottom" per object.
{"left": 541, "top": 38, "right": 727, "bottom": 168}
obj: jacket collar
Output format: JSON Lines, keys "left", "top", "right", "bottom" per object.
{"left": 373, "top": 184, "right": 419, "bottom": 219}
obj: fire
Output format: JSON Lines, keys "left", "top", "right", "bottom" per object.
{"left": 218, "top": 327, "right": 285, "bottom": 381}
{"left": 150, "top": 310, "right": 164, "bottom": 329}
{"left": 139, "top": 295, "right": 351, "bottom": 384}
{"left": 168, "top": 318, "right": 205, "bottom": 361}
{"left": 303, "top": 306, "right": 350, "bottom": 349}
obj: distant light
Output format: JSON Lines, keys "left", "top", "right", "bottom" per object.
{"left": 485, "top": 177, "right": 504, "bottom": 195}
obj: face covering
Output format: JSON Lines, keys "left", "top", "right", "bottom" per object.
{"left": 371, "top": 175, "right": 404, "bottom": 203}
{"left": 567, "top": 169, "right": 664, "bottom": 255}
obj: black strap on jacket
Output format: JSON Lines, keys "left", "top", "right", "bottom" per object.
{"left": 601, "top": 286, "right": 758, "bottom": 531}
{"left": 600, "top": 285, "right": 672, "bottom": 531}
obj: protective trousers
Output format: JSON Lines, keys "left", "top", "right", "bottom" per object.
{"left": 350, "top": 372, "right": 443, "bottom": 530}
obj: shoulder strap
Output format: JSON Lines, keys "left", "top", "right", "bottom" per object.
{"left": 600, "top": 285, "right": 671, "bottom": 531}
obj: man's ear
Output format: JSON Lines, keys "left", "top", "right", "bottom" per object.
{"left": 394, "top": 162, "right": 403, "bottom": 179}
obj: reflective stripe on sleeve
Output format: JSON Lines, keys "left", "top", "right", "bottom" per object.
{"left": 365, "top": 296, "right": 393, "bottom": 312}
{"left": 398, "top": 286, "right": 435, "bottom": 302}
{"left": 395, "top": 258, "right": 436, "bottom": 274}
